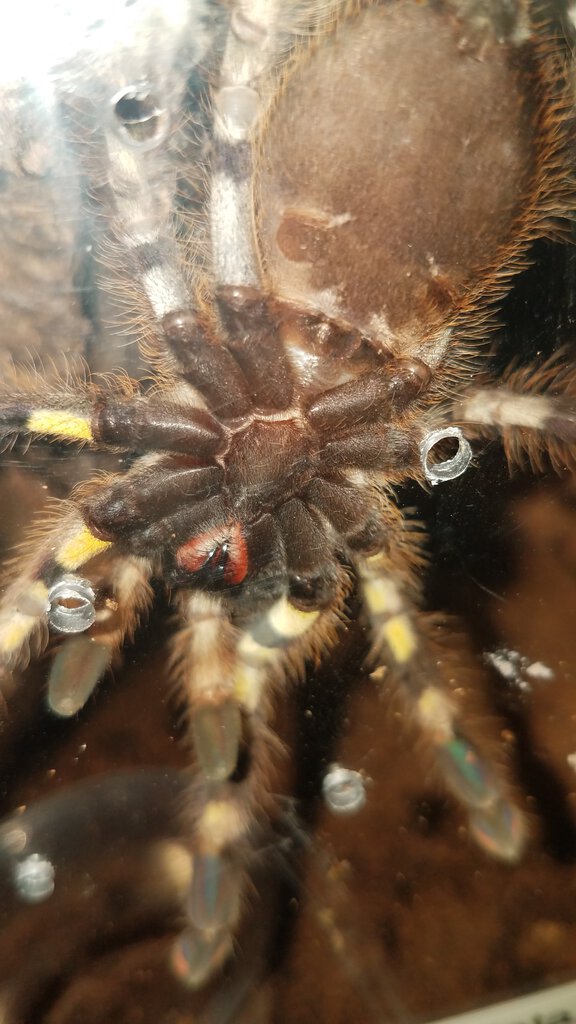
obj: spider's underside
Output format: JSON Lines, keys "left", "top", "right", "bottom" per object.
{"left": 0, "top": 0, "right": 575, "bottom": 1016}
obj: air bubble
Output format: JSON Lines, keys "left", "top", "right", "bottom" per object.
{"left": 322, "top": 765, "right": 366, "bottom": 815}
{"left": 13, "top": 852, "right": 55, "bottom": 903}
{"left": 420, "top": 426, "right": 472, "bottom": 484}
{"left": 48, "top": 576, "right": 96, "bottom": 634}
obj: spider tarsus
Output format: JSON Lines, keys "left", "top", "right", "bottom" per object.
{"left": 171, "top": 926, "right": 233, "bottom": 989}
{"left": 468, "top": 799, "right": 527, "bottom": 863}
{"left": 47, "top": 637, "right": 112, "bottom": 718}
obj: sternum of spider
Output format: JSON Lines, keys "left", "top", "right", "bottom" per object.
{"left": 220, "top": 410, "right": 314, "bottom": 513}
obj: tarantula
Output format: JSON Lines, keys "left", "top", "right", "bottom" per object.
{"left": 0, "top": 0, "right": 575, "bottom": 1016}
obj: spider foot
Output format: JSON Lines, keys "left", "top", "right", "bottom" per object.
{"left": 170, "top": 924, "right": 234, "bottom": 990}
{"left": 468, "top": 798, "right": 526, "bottom": 863}
{"left": 168, "top": 783, "right": 256, "bottom": 988}
{"left": 166, "top": 584, "right": 345, "bottom": 986}
{"left": 417, "top": 689, "right": 527, "bottom": 862}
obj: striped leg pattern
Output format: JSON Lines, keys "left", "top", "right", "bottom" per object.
{"left": 358, "top": 551, "right": 526, "bottom": 863}
{"left": 456, "top": 358, "right": 576, "bottom": 474}
{"left": 169, "top": 580, "right": 347, "bottom": 986}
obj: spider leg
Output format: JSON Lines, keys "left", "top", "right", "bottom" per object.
{"left": 210, "top": 0, "right": 285, "bottom": 295}
{"left": 168, "top": 564, "right": 347, "bottom": 987}
{"left": 0, "top": 439, "right": 232, "bottom": 706}
{"left": 80, "top": 458, "right": 224, "bottom": 541}
{"left": 206, "top": 0, "right": 299, "bottom": 411}
{"left": 305, "top": 360, "right": 431, "bottom": 433}
{"left": 0, "top": 369, "right": 225, "bottom": 456}
{"left": 356, "top": 549, "right": 526, "bottom": 863}
{"left": 0, "top": 504, "right": 153, "bottom": 717}
{"left": 74, "top": 2, "right": 311, "bottom": 418}
{"left": 60, "top": 33, "right": 256, "bottom": 421}
{"left": 455, "top": 357, "right": 576, "bottom": 473}
{"left": 88, "top": 1, "right": 294, "bottom": 420}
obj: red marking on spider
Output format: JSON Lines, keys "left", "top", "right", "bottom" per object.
{"left": 176, "top": 522, "right": 249, "bottom": 586}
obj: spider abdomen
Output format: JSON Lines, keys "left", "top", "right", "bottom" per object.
{"left": 256, "top": 0, "right": 547, "bottom": 363}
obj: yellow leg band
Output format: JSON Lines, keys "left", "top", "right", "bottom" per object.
{"left": 382, "top": 613, "right": 417, "bottom": 664}
{"left": 57, "top": 526, "right": 111, "bottom": 571}
{"left": 27, "top": 410, "right": 93, "bottom": 443}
